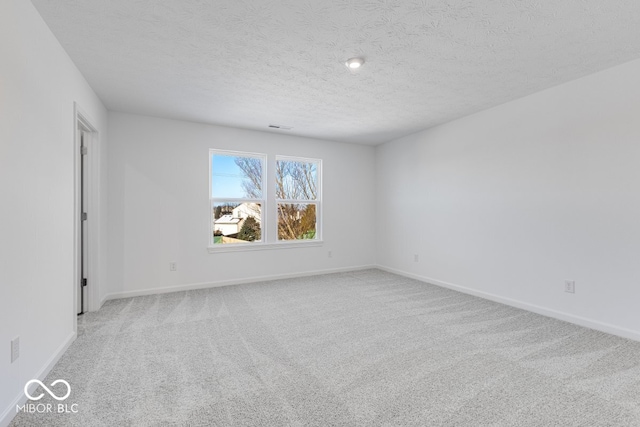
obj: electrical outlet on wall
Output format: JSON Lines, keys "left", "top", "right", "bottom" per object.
{"left": 169, "top": 262, "right": 177, "bottom": 271}
{"left": 564, "top": 280, "right": 575, "bottom": 293}
{"left": 11, "top": 337, "right": 19, "bottom": 363}
{"left": 328, "top": 251, "right": 333, "bottom": 258}
{"left": 414, "top": 254, "right": 419, "bottom": 262}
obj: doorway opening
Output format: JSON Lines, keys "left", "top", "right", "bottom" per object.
{"left": 78, "top": 127, "right": 88, "bottom": 314}
{"left": 74, "top": 106, "right": 99, "bottom": 319}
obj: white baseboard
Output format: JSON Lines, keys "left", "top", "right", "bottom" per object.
{"left": 1, "top": 332, "right": 76, "bottom": 427}
{"left": 103, "top": 265, "right": 377, "bottom": 301}
{"left": 377, "top": 265, "right": 640, "bottom": 342}
{"left": 97, "top": 293, "right": 109, "bottom": 310}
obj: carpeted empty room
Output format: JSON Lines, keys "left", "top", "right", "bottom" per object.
{"left": 6, "top": 1, "right": 640, "bottom": 426}
{"left": 10, "top": 270, "right": 640, "bottom": 426}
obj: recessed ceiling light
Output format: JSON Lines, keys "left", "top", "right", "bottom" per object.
{"left": 345, "top": 57, "right": 365, "bottom": 69}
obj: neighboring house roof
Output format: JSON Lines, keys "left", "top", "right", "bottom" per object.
{"left": 215, "top": 215, "right": 241, "bottom": 225}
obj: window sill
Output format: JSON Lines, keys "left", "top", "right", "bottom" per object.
{"left": 207, "top": 240, "right": 323, "bottom": 253}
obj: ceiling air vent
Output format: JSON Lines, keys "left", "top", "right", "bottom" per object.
{"left": 268, "top": 124, "right": 293, "bottom": 130}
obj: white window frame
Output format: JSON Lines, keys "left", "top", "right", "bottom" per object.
{"left": 274, "top": 155, "right": 322, "bottom": 243}
{"left": 208, "top": 151, "right": 323, "bottom": 253}
{"left": 209, "top": 149, "right": 266, "bottom": 248}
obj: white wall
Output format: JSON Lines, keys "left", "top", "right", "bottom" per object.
{"left": 377, "top": 58, "right": 640, "bottom": 339}
{"left": 107, "top": 112, "right": 376, "bottom": 297}
{"left": 0, "top": 0, "right": 108, "bottom": 424}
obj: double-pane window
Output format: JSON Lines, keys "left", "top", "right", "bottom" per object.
{"left": 210, "top": 150, "right": 321, "bottom": 248}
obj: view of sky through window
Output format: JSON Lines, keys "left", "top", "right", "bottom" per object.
{"left": 211, "top": 154, "right": 252, "bottom": 199}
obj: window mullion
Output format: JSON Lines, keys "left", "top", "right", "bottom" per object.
{"left": 266, "top": 154, "right": 276, "bottom": 244}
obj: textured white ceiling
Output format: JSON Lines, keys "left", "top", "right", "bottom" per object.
{"left": 31, "top": 0, "right": 640, "bottom": 145}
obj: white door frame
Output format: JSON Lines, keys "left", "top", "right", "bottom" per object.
{"left": 73, "top": 103, "right": 101, "bottom": 329}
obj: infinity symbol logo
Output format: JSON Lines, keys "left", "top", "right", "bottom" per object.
{"left": 24, "top": 379, "right": 71, "bottom": 401}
